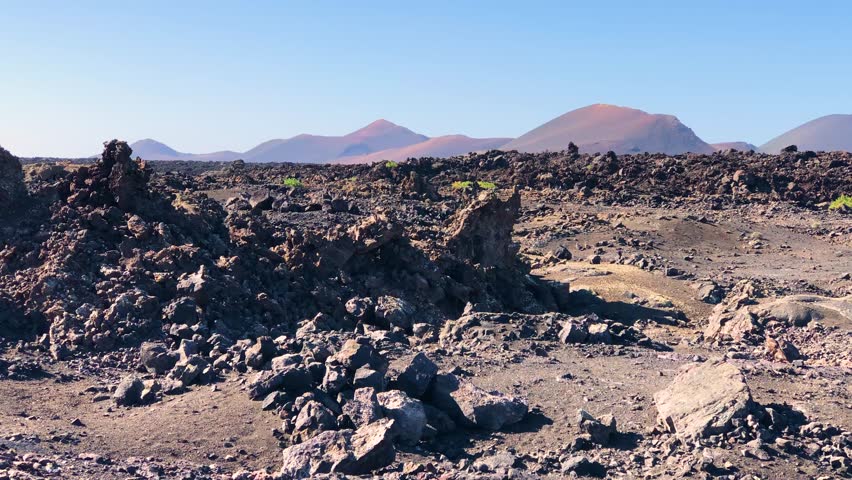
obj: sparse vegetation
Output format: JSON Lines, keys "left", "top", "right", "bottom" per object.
{"left": 829, "top": 194, "right": 852, "bottom": 210}
{"left": 452, "top": 180, "right": 497, "bottom": 190}
{"left": 282, "top": 177, "right": 303, "bottom": 189}
{"left": 384, "top": 160, "right": 399, "bottom": 168}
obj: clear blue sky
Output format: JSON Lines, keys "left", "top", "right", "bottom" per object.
{"left": 2, "top": 1, "right": 851, "bottom": 157}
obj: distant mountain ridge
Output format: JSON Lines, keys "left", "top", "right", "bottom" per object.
{"left": 130, "top": 120, "right": 503, "bottom": 164}
{"left": 333, "top": 135, "right": 511, "bottom": 164}
{"left": 241, "top": 119, "right": 429, "bottom": 163}
{"left": 502, "top": 104, "right": 714, "bottom": 155}
{"left": 126, "top": 106, "right": 852, "bottom": 164}
{"left": 129, "top": 139, "right": 242, "bottom": 162}
{"left": 760, "top": 114, "right": 852, "bottom": 153}
{"left": 712, "top": 142, "right": 758, "bottom": 152}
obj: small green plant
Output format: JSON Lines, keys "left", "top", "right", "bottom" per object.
{"left": 829, "top": 194, "right": 852, "bottom": 210}
{"left": 384, "top": 160, "right": 399, "bottom": 168}
{"left": 452, "top": 180, "right": 497, "bottom": 190}
{"left": 282, "top": 177, "right": 303, "bottom": 189}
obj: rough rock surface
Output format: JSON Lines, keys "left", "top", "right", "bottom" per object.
{"left": 654, "top": 361, "right": 753, "bottom": 439}
{"left": 279, "top": 418, "right": 396, "bottom": 478}
{"left": 0, "top": 145, "right": 25, "bottom": 208}
{"left": 428, "top": 373, "right": 528, "bottom": 430}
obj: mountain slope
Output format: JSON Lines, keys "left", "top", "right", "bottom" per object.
{"left": 243, "top": 120, "right": 427, "bottom": 163}
{"left": 130, "top": 139, "right": 241, "bottom": 162}
{"left": 334, "top": 135, "right": 511, "bottom": 164}
{"left": 502, "top": 104, "right": 714, "bottom": 155}
{"left": 131, "top": 139, "right": 181, "bottom": 159}
{"left": 760, "top": 114, "right": 852, "bottom": 153}
{"left": 712, "top": 142, "right": 758, "bottom": 152}
{"left": 340, "top": 119, "right": 429, "bottom": 155}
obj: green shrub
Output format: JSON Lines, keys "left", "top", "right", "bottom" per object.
{"left": 283, "top": 177, "right": 303, "bottom": 189}
{"left": 384, "top": 160, "right": 399, "bottom": 168}
{"left": 451, "top": 180, "right": 497, "bottom": 190}
{"left": 829, "top": 194, "right": 852, "bottom": 210}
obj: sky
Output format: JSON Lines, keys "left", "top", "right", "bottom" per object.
{"left": 2, "top": 1, "right": 851, "bottom": 157}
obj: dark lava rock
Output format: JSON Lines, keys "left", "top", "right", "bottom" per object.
{"left": 139, "top": 342, "right": 177, "bottom": 375}
{"left": 387, "top": 352, "right": 438, "bottom": 398}
{"left": 0, "top": 145, "right": 25, "bottom": 208}
{"left": 113, "top": 376, "right": 144, "bottom": 406}
{"left": 427, "top": 372, "right": 527, "bottom": 430}
{"left": 279, "top": 418, "right": 396, "bottom": 478}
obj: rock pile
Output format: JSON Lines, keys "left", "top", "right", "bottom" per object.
{"left": 243, "top": 344, "right": 529, "bottom": 478}
{"left": 653, "top": 360, "right": 851, "bottom": 475}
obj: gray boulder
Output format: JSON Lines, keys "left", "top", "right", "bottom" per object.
{"left": 427, "top": 373, "right": 527, "bottom": 430}
{"left": 387, "top": 352, "right": 438, "bottom": 398}
{"left": 353, "top": 366, "right": 385, "bottom": 391}
{"left": 377, "top": 390, "right": 426, "bottom": 445}
{"left": 139, "top": 342, "right": 177, "bottom": 375}
{"left": 332, "top": 339, "right": 387, "bottom": 373}
{"left": 654, "top": 361, "right": 753, "bottom": 439}
{"left": 375, "top": 296, "right": 415, "bottom": 332}
{"left": 113, "top": 376, "right": 144, "bottom": 406}
{"left": 292, "top": 400, "right": 337, "bottom": 442}
{"left": 343, "top": 387, "right": 383, "bottom": 428}
{"left": 246, "top": 365, "right": 314, "bottom": 399}
{"left": 577, "top": 410, "right": 617, "bottom": 445}
{"left": 559, "top": 322, "right": 588, "bottom": 344}
{"left": 280, "top": 419, "right": 396, "bottom": 478}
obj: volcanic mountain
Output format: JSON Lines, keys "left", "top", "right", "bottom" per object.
{"left": 760, "top": 114, "right": 852, "bottom": 153}
{"left": 129, "top": 139, "right": 242, "bottom": 162}
{"left": 502, "top": 104, "right": 714, "bottom": 155}
{"left": 333, "top": 135, "right": 511, "bottom": 164}
{"left": 130, "top": 120, "right": 509, "bottom": 164}
{"left": 242, "top": 119, "right": 429, "bottom": 163}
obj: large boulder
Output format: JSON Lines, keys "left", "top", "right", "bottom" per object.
{"left": 654, "top": 361, "right": 753, "bottom": 440}
{"left": 292, "top": 400, "right": 337, "bottom": 442}
{"left": 0, "top": 145, "right": 25, "bottom": 207}
{"left": 374, "top": 296, "right": 415, "bottom": 332}
{"left": 427, "top": 373, "right": 527, "bottom": 430}
{"left": 113, "top": 376, "right": 144, "bottom": 406}
{"left": 577, "top": 410, "right": 617, "bottom": 445}
{"left": 331, "top": 339, "right": 388, "bottom": 373}
{"left": 376, "top": 390, "right": 427, "bottom": 445}
{"left": 446, "top": 190, "right": 520, "bottom": 269}
{"left": 139, "top": 342, "right": 177, "bottom": 375}
{"left": 387, "top": 352, "right": 438, "bottom": 398}
{"left": 247, "top": 365, "right": 313, "bottom": 400}
{"left": 343, "top": 387, "right": 383, "bottom": 428}
{"left": 704, "top": 281, "right": 760, "bottom": 341}
{"left": 280, "top": 419, "right": 396, "bottom": 478}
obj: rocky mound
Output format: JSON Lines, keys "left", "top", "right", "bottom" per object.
{"left": 0, "top": 145, "right": 25, "bottom": 208}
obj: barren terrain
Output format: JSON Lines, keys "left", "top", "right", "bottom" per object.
{"left": 1, "top": 143, "right": 850, "bottom": 479}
